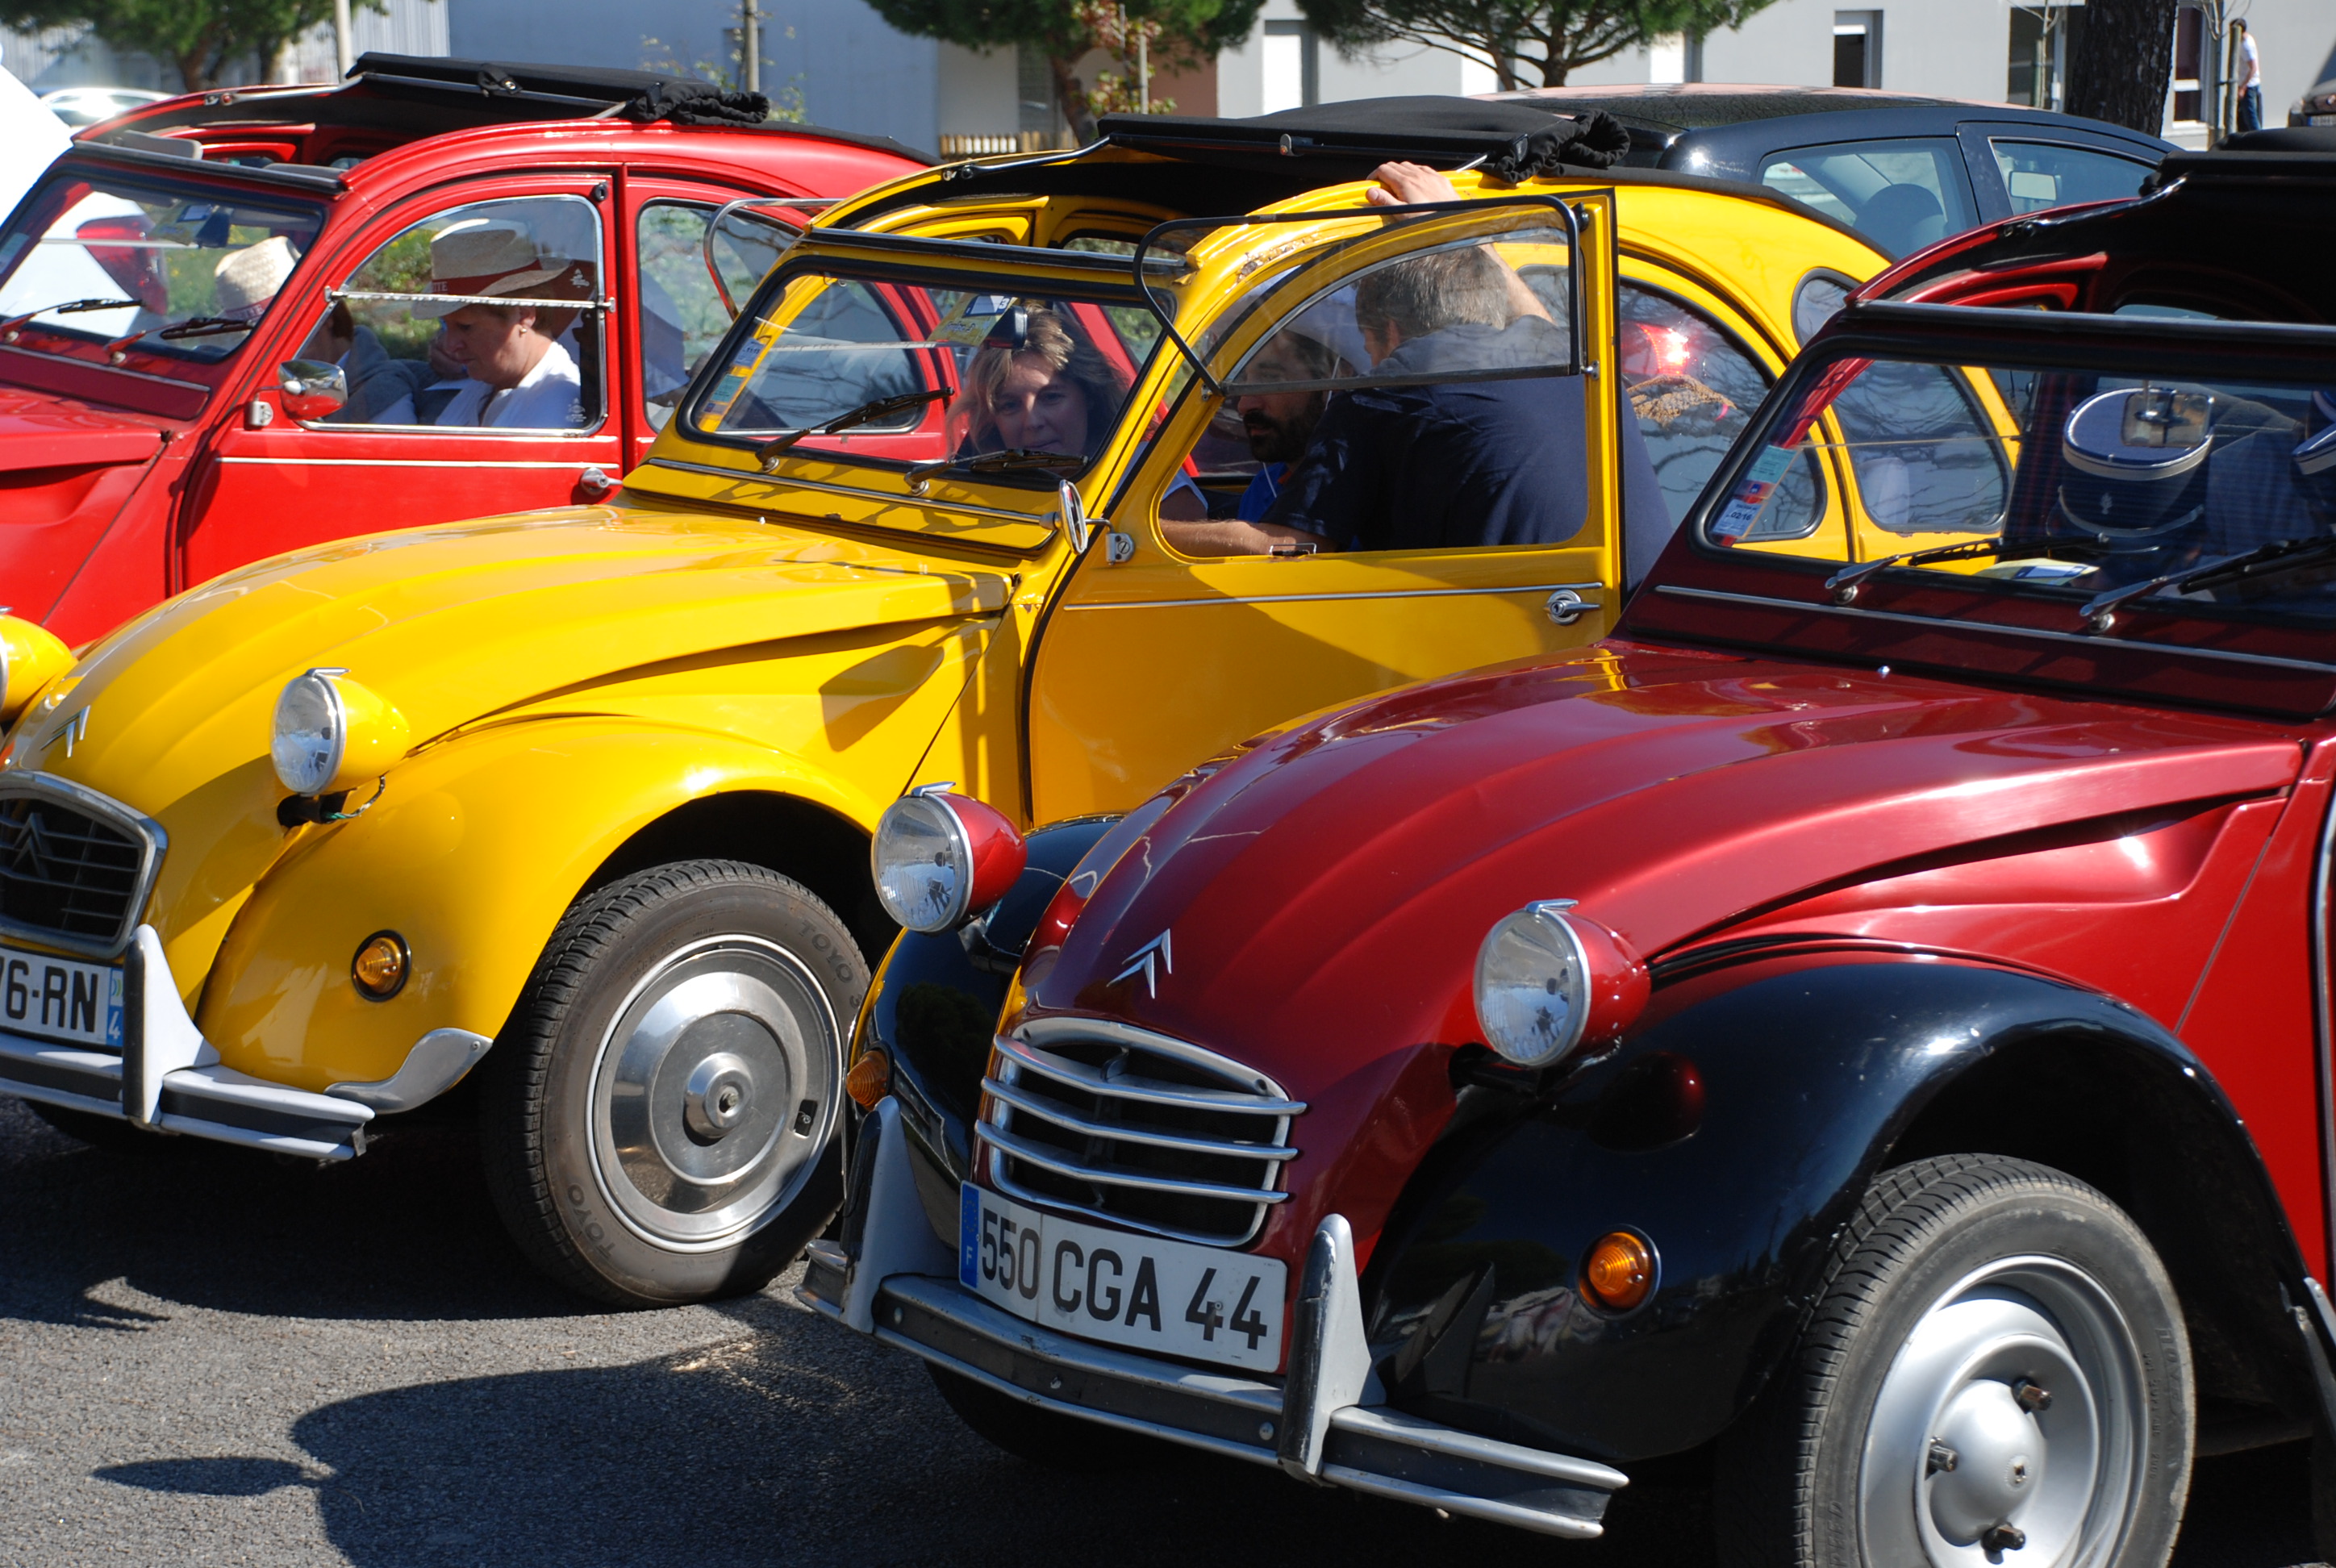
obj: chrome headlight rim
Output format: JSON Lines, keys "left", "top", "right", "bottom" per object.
{"left": 271, "top": 667, "right": 349, "bottom": 797}
{"left": 1473, "top": 898, "right": 1594, "bottom": 1070}
{"left": 872, "top": 791, "right": 976, "bottom": 933}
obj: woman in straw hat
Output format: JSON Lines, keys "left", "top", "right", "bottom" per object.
{"left": 398, "top": 222, "right": 586, "bottom": 429}
{"left": 211, "top": 234, "right": 298, "bottom": 329}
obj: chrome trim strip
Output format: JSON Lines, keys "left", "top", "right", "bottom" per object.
{"left": 0, "top": 773, "right": 168, "bottom": 960}
{"left": 1318, "top": 1466, "right": 1604, "bottom": 1541}
{"left": 981, "top": 1077, "right": 1299, "bottom": 1159}
{"left": 640, "top": 457, "right": 1062, "bottom": 528}
{"left": 1652, "top": 584, "right": 2336, "bottom": 676}
{"left": 1015, "top": 1015, "right": 1299, "bottom": 1100}
{"left": 1328, "top": 1405, "right": 1630, "bottom": 1490}
{"left": 978, "top": 1121, "right": 1295, "bottom": 1203}
{"left": 1063, "top": 579, "right": 1606, "bottom": 613}
{"left": 992, "top": 1033, "right": 1304, "bottom": 1115}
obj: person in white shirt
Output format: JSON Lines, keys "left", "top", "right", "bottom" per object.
{"left": 2236, "top": 22, "right": 2262, "bottom": 133}
{"left": 399, "top": 223, "right": 586, "bottom": 429}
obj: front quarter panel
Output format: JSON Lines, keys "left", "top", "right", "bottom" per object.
{"left": 198, "top": 719, "right": 886, "bottom": 1091}
{"left": 1365, "top": 956, "right": 2308, "bottom": 1464}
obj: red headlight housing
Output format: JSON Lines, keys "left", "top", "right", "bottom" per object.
{"left": 870, "top": 790, "right": 1026, "bottom": 932}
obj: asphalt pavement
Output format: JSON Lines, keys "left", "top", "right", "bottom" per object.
{"left": 0, "top": 1093, "right": 2324, "bottom": 1568}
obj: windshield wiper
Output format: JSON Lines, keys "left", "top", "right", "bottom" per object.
{"left": 2081, "top": 535, "right": 2336, "bottom": 631}
{"left": 756, "top": 386, "right": 950, "bottom": 470}
{"left": 0, "top": 297, "right": 138, "bottom": 338}
{"left": 1822, "top": 537, "right": 2032, "bottom": 603}
{"left": 156, "top": 315, "right": 256, "bottom": 340}
{"left": 902, "top": 448, "right": 1083, "bottom": 491}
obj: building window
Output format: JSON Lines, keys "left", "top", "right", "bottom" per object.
{"left": 1017, "top": 44, "right": 1060, "bottom": 135}
{"left": 1262, "top": 20, "right": 1318, "bottom": 113}
{"left": 2007, "top": 4, "right": 2086, "bottom": 111}
{"left": 2171, "top": 5, "right": 2204, "bottom": 123}
{"left": 1833, "top": 10, "right": 1882, "bottom": 90}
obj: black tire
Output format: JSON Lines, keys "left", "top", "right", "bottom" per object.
{"left": 478, "top": 861, "right": 865, "bottom": 1307}
{"left": 924, "top": 1363, "right": 1156, "bottom": 1472}
{"left": 1717, "top": 1154, "right": 2193, "bottom": 1567}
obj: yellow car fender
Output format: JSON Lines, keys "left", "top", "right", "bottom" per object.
{"left": 194, "top": 717, "right": 884, "bottom": 1093}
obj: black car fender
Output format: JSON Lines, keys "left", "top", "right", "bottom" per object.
{"left": 1362, "top": 949, "right": 2324, "bottom": 1466}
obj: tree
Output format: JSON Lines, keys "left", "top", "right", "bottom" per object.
{"left": 0, "top": 0, "right": 390, "bottom": 93}
{"left": 2063, "top": 0, "right": 2177, "bottom": 134}
{"left": 1299, "top": 0, "right": 1772, "bottom": 91}
{"left": 866, "top": 0, "right": 1265, "bottom": 140}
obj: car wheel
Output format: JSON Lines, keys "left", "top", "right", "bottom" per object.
{"left": 479, "top": 860, "right": 864, "bottom": 1307}
{"left": 924, "top": 1364, "right": 1154, "bottom": 1471}
{"left": 1717, "top": 1153, "right": 2192, "bottom": 1567}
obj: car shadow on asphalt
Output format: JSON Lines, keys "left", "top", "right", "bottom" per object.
{"left": 5, "top": 1097, "right": 2324, "bottom": 1568}
{"left": 0, "top": 1097, "right": 588, "bottom": 1328}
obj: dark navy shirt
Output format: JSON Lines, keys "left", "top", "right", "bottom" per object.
{"left": 1262, "top": 318, "right": 1595, "bottom": 553}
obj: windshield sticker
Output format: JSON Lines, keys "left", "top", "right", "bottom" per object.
{"left": 928, "top": 293, "right": 1020, "bottom": 348}
{"left": 1713, "top": 445, "right": 1799, "bottom": 542}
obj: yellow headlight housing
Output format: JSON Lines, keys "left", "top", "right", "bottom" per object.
{"left": 0, "top": 615, "right": 73, "bottom": 728}
{"left": 270, "top": 668, "right": 411, "bottom": 796}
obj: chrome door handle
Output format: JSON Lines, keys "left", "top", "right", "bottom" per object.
{"left": 1546, "top": 587, "right": 1596, "bottom": 625}
{"left": 578, "top": 465, "right": 619, "bottom": 498}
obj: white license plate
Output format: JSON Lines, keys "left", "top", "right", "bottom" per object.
{"left": 0, "top": 943, "right": 123, "bottom": 1049}
{"left": 959, "top": 1185, "right": 1287, "bottom": 1371}
{"left": 2311, "top": 115, "right": 2336, "bottom": 126}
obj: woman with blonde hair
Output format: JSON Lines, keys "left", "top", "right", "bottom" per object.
{"left": 953, "top": 305, "right": 1128, "bottom": 460}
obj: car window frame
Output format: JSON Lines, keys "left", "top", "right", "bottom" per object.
{"left": 1754, "top": 136, "right": 1981, "bottom": 255}
{"left": 1950, "top": 121, "right": 2163, "bottom": 223}
{"left": 286, "top": 179, "right": 615, "bottom": 440}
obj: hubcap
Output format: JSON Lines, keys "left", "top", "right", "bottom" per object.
{"left": 1859, "top": 1257, "right": 2146, "bottom": 1566}
{"left": 586, "top": 936, "right": 839, "bottom": 1251}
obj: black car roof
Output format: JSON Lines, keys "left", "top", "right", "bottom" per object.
{"left": 840, "top": 95, "right": 1873, "bottom": 252}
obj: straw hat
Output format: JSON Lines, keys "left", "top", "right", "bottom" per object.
{"left": 212, "top": 235, "right": 298, "bottom": 323}
{"left": 414, "top": 223, "right": 568, "bottom": 319}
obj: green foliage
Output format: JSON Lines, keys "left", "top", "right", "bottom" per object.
{"left": 0, "top": 0, "right": 401, "bottom": 90}
{"left": 1297, "top": 0, "right": 1774, "bottom": 89}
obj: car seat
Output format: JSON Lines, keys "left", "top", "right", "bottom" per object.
{"left": 1858, "top": 183, "right": 1948, "bottom": 260}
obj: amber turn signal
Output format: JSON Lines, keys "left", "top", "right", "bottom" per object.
{"left": 350, "top": 930, "right": 409, "bottom": 1000}
{"left": 845, "top": 1048, "right": 892, "bottom": 1110}
{"left": 1582, "top": 1231, "right": 1654, "bottom": 1312}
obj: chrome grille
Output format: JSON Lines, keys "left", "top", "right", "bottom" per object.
{"left": 978, "top": 1016, "right": 1304, "bottom": 1246}
{"left": 0, "top": 775, "right": 166, "bottom": 959}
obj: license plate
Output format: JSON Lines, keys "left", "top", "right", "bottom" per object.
{"left": 0, "top": 943, "right": 123, "bottom": 1049}
{"left": 960, "top": 1185, "right": 1287, "bottom": 1371}
{"left": 2312, "top": 115, "right": 2336, "bottom": 126}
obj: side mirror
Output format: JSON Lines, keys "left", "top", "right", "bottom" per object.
{"left": 1058, "top": 478, "right": 1091, "bottom": 554}
{"left": 277, "top": 359, "right": 348, "bottom": 422}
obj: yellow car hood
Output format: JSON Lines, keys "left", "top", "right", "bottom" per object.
{"left": 17, "top": 504, "right": 1010, "bottom": 824}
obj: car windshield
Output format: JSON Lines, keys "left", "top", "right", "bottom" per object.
{"left": 689, "top": 256, "right": 1162, "bottom": 482}
{"left": 0, "top": 167, "right": 325, "bottom": 363}
{"left": 1706, "top": 344, "right": 2336, "bottom": 627}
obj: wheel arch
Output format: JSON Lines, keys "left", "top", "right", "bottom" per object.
{"left": 1357, "top": 951, "right": 2327, "bottom": 1466}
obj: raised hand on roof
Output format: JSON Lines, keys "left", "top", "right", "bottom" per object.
{"left": 1366, "top": 161, "right": 1550, "bottom": 329}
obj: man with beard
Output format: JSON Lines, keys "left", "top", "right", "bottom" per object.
{"left": 1159, "top": 327, "right": 1345, "bottom": 557}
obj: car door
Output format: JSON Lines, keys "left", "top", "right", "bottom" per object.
{"left": 1950, "top": 123, "right": 2160, "bottom": 223}
{"left": 1024, "top": 191, "right": 1629, "bottom": 824}
{"left": 179, "top": 177, "right": 621, "bottom": 590}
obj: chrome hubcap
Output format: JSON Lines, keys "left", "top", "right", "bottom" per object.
{"left": 586, "top": 936, "right": 839, "bottom": 1251}
{"left": 1860, "top": 1257, "right": 2145, "bottom": 1566}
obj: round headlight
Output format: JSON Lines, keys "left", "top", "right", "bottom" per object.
{"left": 0, "top": 615, "right": 73, "bottom": 728}
{"left": 272, "top": 669, "right": 346, "bottom": 795}
{"left": 1474, "top": 901, "right": 1593, "bottom": 1068}
{"left": 1473, "top": 901, "right": 1650, "bottom": 1070}
{"left": 870, "top": 790, "right": 1026, "bottom": 933}
{"left": 270, "top": 668, "right": 409, "bottom": 799}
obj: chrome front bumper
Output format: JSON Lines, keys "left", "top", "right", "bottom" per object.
{"left": 0, "top": 924, "right": 385, "bottom": 1160}
{"left": 802, "top": 1097, "right": 1629, "bottom": 1541}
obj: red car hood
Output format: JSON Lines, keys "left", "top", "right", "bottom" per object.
{"left": 1030, "top": 640, "right": 2301, "bottom": 1085}
{"left": 0, "top": 390, "right": 166, "bottom": 471}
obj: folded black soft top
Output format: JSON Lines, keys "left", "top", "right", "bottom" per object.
{"left": 1096, "top": 96, "right": 1632, "bottom": 181}
{"left": 350, "top": 52, "right": 770, "bottom": 126}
